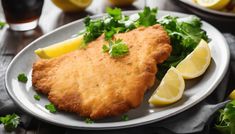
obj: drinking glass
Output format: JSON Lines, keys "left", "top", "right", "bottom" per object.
{"left": 1, "top": 0, "right": 44, "bottom": 31}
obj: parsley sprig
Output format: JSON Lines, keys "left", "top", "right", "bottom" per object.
{"left": 82, "top": 7, "right": 157, "bottom": 45}
{"left": 121, "top": 114, "right": 129, "bottom": 121}
{"left": 17, "top": 73, "right": 28, "bottom": 83}
{"left": 45, "top": 103, "right": 57, "bottom": 113}
{"left": 0, "top": 21, "right": 6, "bottom": 29}
{"left": 216, "top": 100, "right": 235, "bottom": 134}
{"left": 102, "top": 39, "right": 129, "bottom": 57}
{"left": 137, "top": 7, "right": 157, "bottom": 27}
{"left": 34, "top": 94, "right": 41, "bottom": 101}
{"left": 84, "top": 118, "right": 94, "bottom": 124}
{"left": 0, "top": 113, "right": 20, "bottom": 132}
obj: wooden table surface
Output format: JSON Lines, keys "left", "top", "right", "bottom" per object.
{"left": 0, "top": 0, "right": 234, "bottom": 133}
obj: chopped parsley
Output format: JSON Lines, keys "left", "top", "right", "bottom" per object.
{"left": 0, "top": 113, "right": 20, "bottom": 132}
{"left": 102, "top": 39, "right": 129, "bottom": 57}
{"left": 34, "top": 94, "right": 41, "bottom": 101}
{"left": 83, "top": 17, "right": 105, "bottom": 44}
{"left": 137, "top": 7, "right": 157, "bottom": 27}
{"left": 17, "top": 73, "right": 28, "bottom": 83}
{"left": 215, "top": 100, "right": 235, "bottom": 134}
{"left": 84, "top": 118, "right": 94, "bottom": 124}
{"left": 45, "top": 103, "right": 57, "bottom": 113}
{"left": 0, "top": 21, "right": 6, "bottom": 29}
{"left": 82, "top": 7, "right": 157, "bottom": 45}
{"left": 121, "top": 114, "right": 129, "bottom": 121}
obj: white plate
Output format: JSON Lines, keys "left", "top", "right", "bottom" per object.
{"left": 179, "top": 0, "right": 235, "bottom": 17}
{"left": 5, "top": 11, "right": 230, "bottom": 130}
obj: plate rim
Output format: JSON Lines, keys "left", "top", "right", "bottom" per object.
{"left": 5, "top": 10, "right": 230, "bottom": 130}
{"left": 179, "top": 0, "right": 235, "bottom": 17}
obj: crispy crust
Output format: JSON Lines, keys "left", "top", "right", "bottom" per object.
{"left": 32, "top": 24, "right": 171, "bottom": 119}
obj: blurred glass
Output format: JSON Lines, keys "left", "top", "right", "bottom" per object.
{"left": 1, "top": 0, "right": 44, "bottom": 31}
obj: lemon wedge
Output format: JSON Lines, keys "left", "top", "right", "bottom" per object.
{"left": 51, "top": 0, "right": 92, "bottom": 12}
{"left": 229, "top": 90, "right": 235, "bottom": 100}
{"left": 196, "top": 0, "right": 230, "bottom": 10}
{"left": 69, "top": 0, "right": 92, "bottom": 9}
{"left": 149, "top": 67, "right": 185, "bottom": 106}
{"left": 176, "top": 39, "right": 211, "bottom": 79}
{"left": 35, "top": 35, "right": 83, "bottom": 59}
{"left": 108, "top": 0, "right": 135, "bottom": 6}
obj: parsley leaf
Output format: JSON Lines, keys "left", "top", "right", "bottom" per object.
{"left": 138, "top": 7, "right": 157, "bottom": 27}
{"left": 17, "top": 73, "right": 28, "bottom": 83}
{"left": 121, "top": 115, "right": 129, "bottom": 121}
{"left": 34, "top": 94, "right": 41, "bottom": 101}
{"left": 84, "top": 118, "right": 94, "bottom": 124}
{"left": 81, "top": 7, "right": 159, "bottom": 45}
{"left": 102, "top": 44, "right": 109, "bottom": 52}
{"left": 45, "top": 103, "right": 57, "bottom": 113}
{"left": 157, "top": 15, "right": 209, "bottom": 79}
{"left": 83, "top": 17, "right": 105, "bottom": 44}
{"left": 0, "top": 113, "right": 20, "bottom": 132}
{"left": 216, "top": 100, "right": 235, "bottom": 134}
{"left": 106, "top": 7, "right": 122, "bottom": 21}
{"left": 103, "top": 39, "right": 129, "bottom": 58}
{"left": 0, "top": 21, "right": 6, "bottom": 29}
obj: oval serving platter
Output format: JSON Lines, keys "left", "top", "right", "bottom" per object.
{"left": 5, "top": 10, "right": 230, "bottom": 130}
{"left": 179, "top": 0, "right": 235, "bottom": 17}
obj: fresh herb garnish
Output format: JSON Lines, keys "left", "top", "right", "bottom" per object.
{"left": 0, "top": 21, "right": 6, "bottom": 29}
{"left": 45, "top": 103, "right": 57, "bottom": 113}
{"left": 83, "top": 17, "right": 105, "bottom": 44}
{"left": 137, "top": 7, "right": 157, "bottom": 27}
{"left": 84, "top": 118, "right": 94, "bottom": 124}
{"left": 0, "top": 113, "right": 20, "bottom": 132}
{"left": 17, "top": 73, "right": 28, "bottom": 83}
{"left": 82, "top": 7, "right": 158, "bottom": 45}
{"left": 215, "top": 100, "right": 235, "bottom": 134}
{"left": 157, "top": 15, "right": 209, "bottom": 79}
{"left": 121, "top": 114, "right": 129, "bottom": 121}
{"left": 106, "top": 7, "right": 122, "bottom": 21}
{"left": 102, "top": 39, "right": 129, "bottom": 57}
{"left": 34, "top": 94, "right": 41, "bottom": 101}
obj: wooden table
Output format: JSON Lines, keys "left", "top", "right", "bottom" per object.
{"left": 0, "top": 0, "right": 234, "bottom": 133}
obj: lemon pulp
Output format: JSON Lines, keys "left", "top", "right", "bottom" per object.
{"left": 149, "top": 67, "right": 185, "bottom": 106}
{"left": 196, "top": 0, "right": 230, "bottom": 10}
{"left": 176, "top": 39, "right": 211, "bottom": 79}
{"left": 35, "top": 35, "right": 83, "bottom": 59}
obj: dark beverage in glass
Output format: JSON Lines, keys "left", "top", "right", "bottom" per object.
{"left": 1, "top": 0, "right": 44, "bottom": 31}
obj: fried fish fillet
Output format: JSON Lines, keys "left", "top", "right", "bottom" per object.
{"left": 32, "top": 24, "right": 172, "bottom": 119}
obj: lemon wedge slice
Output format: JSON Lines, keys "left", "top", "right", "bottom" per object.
{"left": 35, "top": 35, "right": 83, "bottom": 59}
{"left": 229, "top": 90, "right": 235, "bottom": 100}
{"left": 149, "top": 67, "right": 185, "bottom": 106}
{"left": 108, "top": 0, "right": 135, "bottom": 6}
{"left": 51, "top": 0, "right": 92, "bottom": 12}
{"left": 176, "top": 39, "right": 211, "bottom": 79}
{"left": 69, "top": 0, "right": 92, "bottom": 9}
{"left": 196, "top": 0, "right": 230, "bottom": 10}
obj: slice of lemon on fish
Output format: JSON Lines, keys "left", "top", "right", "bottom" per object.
{"left": 35, "top": 35, "right": 83, "bottom": 59}
{"left": 176, "top": 39, "right": 211, "bottom": 79}
{"left": 149, "top": 67, "right": 185, "bottom": 106}
{"left": 195, "top": 0, "right": 230, "bottom": 10}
